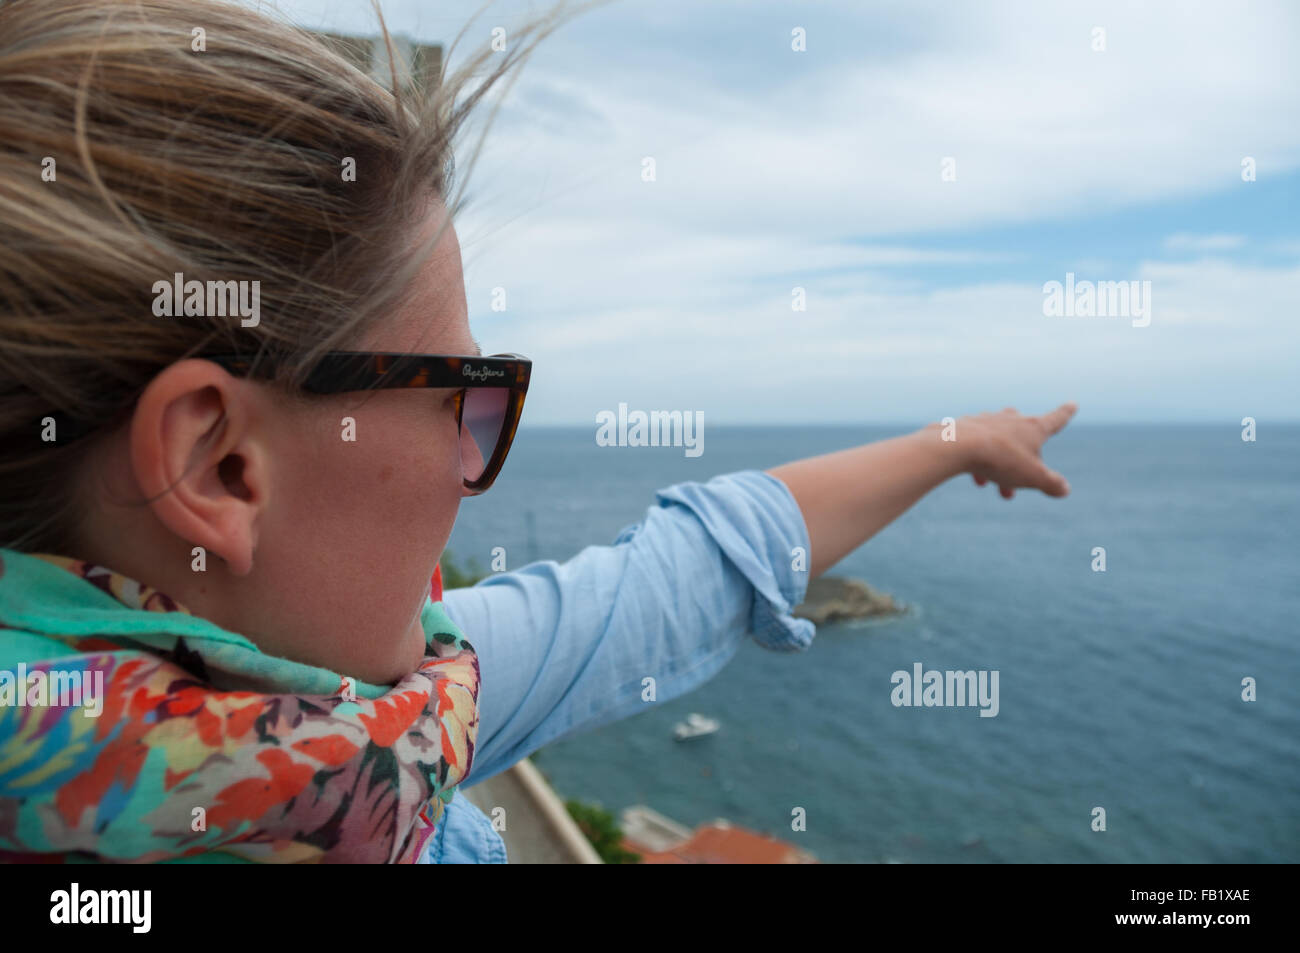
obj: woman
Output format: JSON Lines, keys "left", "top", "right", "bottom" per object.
{"left": 0, "top": 0, "right": 1074, "bottom": 863}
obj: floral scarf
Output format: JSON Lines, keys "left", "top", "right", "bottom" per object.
{"left": 0, "top": 550, "right": 479, "bottom": 863}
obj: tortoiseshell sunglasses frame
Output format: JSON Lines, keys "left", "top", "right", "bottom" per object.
{"left": 205, "top": 350, "right": 531, "bottom": 494}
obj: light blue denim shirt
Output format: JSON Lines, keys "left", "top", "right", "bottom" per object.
{"left": 418, "top": 469, "right": 815, "bottom": 864}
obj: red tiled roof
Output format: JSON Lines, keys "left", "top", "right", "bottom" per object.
{"left": 623, "top": 823, "right": 817, "bottom": 864}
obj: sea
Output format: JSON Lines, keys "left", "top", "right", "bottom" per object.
{"left": 447, "top": 423, "right": 1299, "bottom": 863}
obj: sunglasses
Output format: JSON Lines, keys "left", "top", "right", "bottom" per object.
{"left": 205, "top": 350, "right": 531, "bottom": 494}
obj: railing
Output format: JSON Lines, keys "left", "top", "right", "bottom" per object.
{"left": 461, "top": 759, "right": 604, "bottom": 864}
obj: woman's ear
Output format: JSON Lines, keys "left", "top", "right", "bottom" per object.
{"left": 128, "top": 359, "right": 270, "bottom": 576}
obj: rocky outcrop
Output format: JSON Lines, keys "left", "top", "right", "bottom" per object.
{"left": 793, "top": 576, "right": 904, "bottom": 626}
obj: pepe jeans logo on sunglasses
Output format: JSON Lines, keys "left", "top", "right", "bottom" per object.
{"left": 596, "top": 402, "right": 704, "bottom": 458}
{"left": 462, "top": 364, "right": 506, "bottom": 381}
{"left": 151, "top": 272, "right": 260, "bottom": 327}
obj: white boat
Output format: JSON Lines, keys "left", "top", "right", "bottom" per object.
{"left": 673, "top": 713, "right": 720, "bottom": 741}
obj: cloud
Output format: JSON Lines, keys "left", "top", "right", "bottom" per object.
{"left": 455, "top": 0, "right": 1300, "bottom": 241}
{"left": 1164, "top": 234, "right": 1247, "bottom": 252}
{"left": 469, "top": 236, "right": 1300, "bottom": 423}
{"left": 252, "top": 0, "right": 1300, "bottom": 421}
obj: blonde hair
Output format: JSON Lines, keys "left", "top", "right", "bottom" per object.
{"left": 0, "top": 0, "right": 592, "bottom": 551}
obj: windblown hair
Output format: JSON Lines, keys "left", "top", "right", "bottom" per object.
{"left": 0, "top": 0, "right": 588, "bottom": 551}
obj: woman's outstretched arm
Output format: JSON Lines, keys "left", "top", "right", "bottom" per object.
{"left": 444, "top": 471, "right": 814, "bottom": 785}
{"left": 765, "top": 403, "right": 1078, "bottom": 578}
{"left": 448, "top": 403, "right": 1075, "bottom": 783}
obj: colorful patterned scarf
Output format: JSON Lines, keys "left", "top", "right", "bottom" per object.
{"left": 0, "top": 549, "right": 479, "bottom": 863}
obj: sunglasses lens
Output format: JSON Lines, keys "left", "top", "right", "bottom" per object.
{"left": 460, "top": 387, "right": 509, "bottom": 484}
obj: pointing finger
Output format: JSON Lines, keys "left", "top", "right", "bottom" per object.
{"left": 1038, "top": 466, "right": 1071, "bottom": 497}
{"left": 1038, "top": 401, "right": 1078, "bottom": 436}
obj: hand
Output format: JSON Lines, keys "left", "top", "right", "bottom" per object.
{"left": 959, "top": 403, "right": 1077, "bottom": 499}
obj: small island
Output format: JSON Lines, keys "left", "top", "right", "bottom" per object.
{"left": 793, "top": 576, "right": 905, "bottom": 626}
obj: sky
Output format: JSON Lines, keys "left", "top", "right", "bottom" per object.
{"left": 256, "top": 0, "right": 1298, "bottom": 424}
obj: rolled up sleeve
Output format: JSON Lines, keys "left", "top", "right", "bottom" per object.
{"left": 443, "top": 469, "right": 814, "bottom": 786}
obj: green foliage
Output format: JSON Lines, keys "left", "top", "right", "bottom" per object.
{"left": 563, "top": 798, "right": 642, "bottom": 864}
{"left": 439, "top": 550, "right": 486, "bottom": 589}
